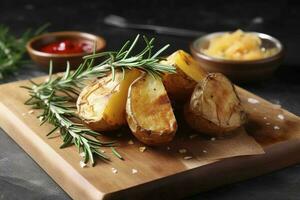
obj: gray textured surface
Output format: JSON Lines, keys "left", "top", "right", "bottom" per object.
{"left": 0, "top": 1, "right": 300, "bottom": 200}
{"left": 0, "top": 129, "right": 69, "bottom": 200}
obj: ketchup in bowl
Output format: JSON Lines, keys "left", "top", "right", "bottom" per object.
{"left": 40, "top": 39, "right": 93, "bottom": 54}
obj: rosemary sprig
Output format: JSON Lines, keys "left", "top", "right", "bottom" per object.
{"left": 111, "top": 147, "right": 124, "bottom": 161}
{"left": 0, "top": 24, "right": 48, "bottom": 79}
{"left": 83, "top": 35, "right": 176, "bottom": 79}
{"left": 24, "top": 34, "right": 175, "bottom": 165}
{"left": 25, "top": 85, "right": 114, "bottom": 164}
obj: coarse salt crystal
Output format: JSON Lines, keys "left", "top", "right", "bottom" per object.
{"left": 179, "top": 148, "right": 187, "bottom": 154}
{"left": 266, "top": 122, "right": 271, "bottom": 125}
{"left": 183, "top": 156, "right": 193, "bottom": 160}
{"left": 263, "top": 117, "right": 267, "bottom": 120}
{"left": 247, "top": 98, "right": 259, "bottom": 104}
{"left": 139, "top": 146, "right": 146, "bottom": 152}
{"left": 277, "top": 114, "right": 284, "bottom": 120}
{"left": 274, "top": 126, "right": 280, "bottom": 130}
{"left": 203, "top": 150, "right": 207, "bottom": 153}
{"left": 128, "top": 140, "right": 134, "bottom": 145}
{"left": 166, "top": 146, "right": 171, "bottom": 151}
{"left": 112, "top": 168, "right": 118, "bottom": 174}
{"left": 273, "top": 104, "right": 282, "bottom": 109}
{"left": 189, "top": 134, "right": 198, "bottom": 139}
{"left": 28, "top": 110, "right": 34, "bottom": 114}
{"left": 211, "top": 137, "right": 216, "bottom": 141}
{"left": 79, "top": 161, "right": 87, "bottom": 168}
{"left": 79, "top": 152, "right": 85, "bottom": 157}
{"left": 132, "top": 169, "right": 138, "bottom": 174}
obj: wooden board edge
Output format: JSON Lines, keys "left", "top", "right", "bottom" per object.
{"left": 236, "top": 86, "right": 300, "bottom": 119}
{"left": 104, "top": 139, "right": 300, "bottom": 200}
{"left": 0, "top": 102, "right": 106, "bottom": 200}
{"left": 1, "top": 78, "right": 300, "bottom": 200}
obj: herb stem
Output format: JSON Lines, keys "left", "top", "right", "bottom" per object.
{"left": 24, "top": 34, "right": 175, "bottom": 165}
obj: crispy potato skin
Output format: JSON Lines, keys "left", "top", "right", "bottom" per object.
{"left": 77, "top": 70, "right": 141, "bottom": 131}
{"left": 185, "top": 73, "right": 247, "bottom": 136}
{"left": 126, "top": 73, "right": 177, "bottom": 145}
{"left": 163, "top": 68, "right": 196, "bottom": 102}
{"left": 162, "top": 50, "right": 246, "bottom": 136}
{"left": 184, "top": 105, "right": 242, "bottom": 137}
{"left": 162, "top": 50, "right": 207, "bottom": 101}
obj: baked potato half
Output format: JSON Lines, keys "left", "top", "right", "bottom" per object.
{"left": 184, "top": 73, "right": 246, "bottom": 136}
{"left": 77, "top": 69, "right": 141, "bottom": 131}
{"left": 161, "top": 50, "right": 207, "bottom": 101}
{"left": 126, "top": 73, "right": 177, "bottom": 145}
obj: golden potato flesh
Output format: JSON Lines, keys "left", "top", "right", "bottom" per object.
{"left": 126, "top": 73, "right": 177, "bottom": 145}
{"left": 161, "top": 50, "right": 207, "bottom": 101}
{"left": 185, "top": 73, "right": 246, "bottom": 136}
{"left": 77, "top": 69, "right": 141, "bottom": 131}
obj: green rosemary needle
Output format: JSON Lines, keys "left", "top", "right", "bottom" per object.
{"left": 111, "top": 147, "right": 124, "bottom": 160}
{"left": 23, "top": 34, "right": 175, "bottom": 166}
{"left": 0, "top": 24, "right": 48, "bottom": 79}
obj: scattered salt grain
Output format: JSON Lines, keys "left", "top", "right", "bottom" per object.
{"left": 273, "top": 104, "right": 282, "bottom": 109}
{"left": 203, "top": 150, "right": 207, "bottom": 153}
{"left": 266, "top": 122, "right": 271, "bottom": 126}
{"left": 132, "top": 169, "right": 138, "bottom": 174}
{"left": 79, "top": 161, "right": 87, "bottom": 168}
{"left": 189, "top": 134, "right": 198, "bottom": 139}
{"left": 38, "top": 116, "right": 43, "bottom": 122}
{"left": 112, "top": 168, "right": 118, "bottom": 174}
{"left": 128, "top": 140, "right": 134, "bottom": 145}
{"left": 263, "top": 117, "right": 267, "bottom": 120}
{"left": 183, "top": 156, "right": 193, "bottom": 160}
{"left": 28, "top": 110, "right": 34, "bottom": 114}
{"left": 79, "top": 152, "right": 85, "bottom": 158}
{"left": 247, "top": 98, "right": 259, "bottom": 104}
{"left": 274, "top": 126, "right": 280, "bottom": 130}
{"left": 178, "top": 148, "right": 187, "bottom": 154}
{"left": 210, "top": 137, "right": 216, "bottom": 141}
{"left": 277, "top": 114, "right": 285, "bottom": 120}
{"left": 139, "top": 146, "right": 146, "bottom": 152}
{"left": 166, "top": 146, "right": 171, "bottom": 151}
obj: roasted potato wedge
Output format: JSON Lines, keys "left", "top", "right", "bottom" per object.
{"left": 126, "top": 73, "right": 177, "bottom": 145}
{"left": 184, "top": 73, "right": 246, "bottom": 136}
{"left": 77, "top": 69, "right": 141, "bottom": 131}
{"left": 161, "top": 50, "right": 207, "bottom": 101}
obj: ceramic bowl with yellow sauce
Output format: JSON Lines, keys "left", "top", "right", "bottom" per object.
{"left": 190, "top": 30, "right": 284, "bottom": 82}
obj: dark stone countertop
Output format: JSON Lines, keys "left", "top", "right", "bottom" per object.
{"left": 0, "top": 1, "right": 299, "bottom": 199}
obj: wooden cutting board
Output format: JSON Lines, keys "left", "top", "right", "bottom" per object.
{"left": 1, "top": 77, "right": 300, "bottom": 200}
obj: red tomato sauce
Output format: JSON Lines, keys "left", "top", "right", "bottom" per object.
{"left": 40, "top": 40, "right": 93, "bottom": 54}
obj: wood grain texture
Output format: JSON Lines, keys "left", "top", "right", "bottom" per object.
{"left": 0, "top": 78, "right": 300, "bottom": 200}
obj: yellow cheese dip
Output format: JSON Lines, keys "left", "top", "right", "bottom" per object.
{"left": 202, "top": 30, "right": 278, "bottom": 60}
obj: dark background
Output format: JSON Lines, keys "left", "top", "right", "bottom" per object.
{"left": 0, "top": 0, "right": 300, "bottom": 199}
